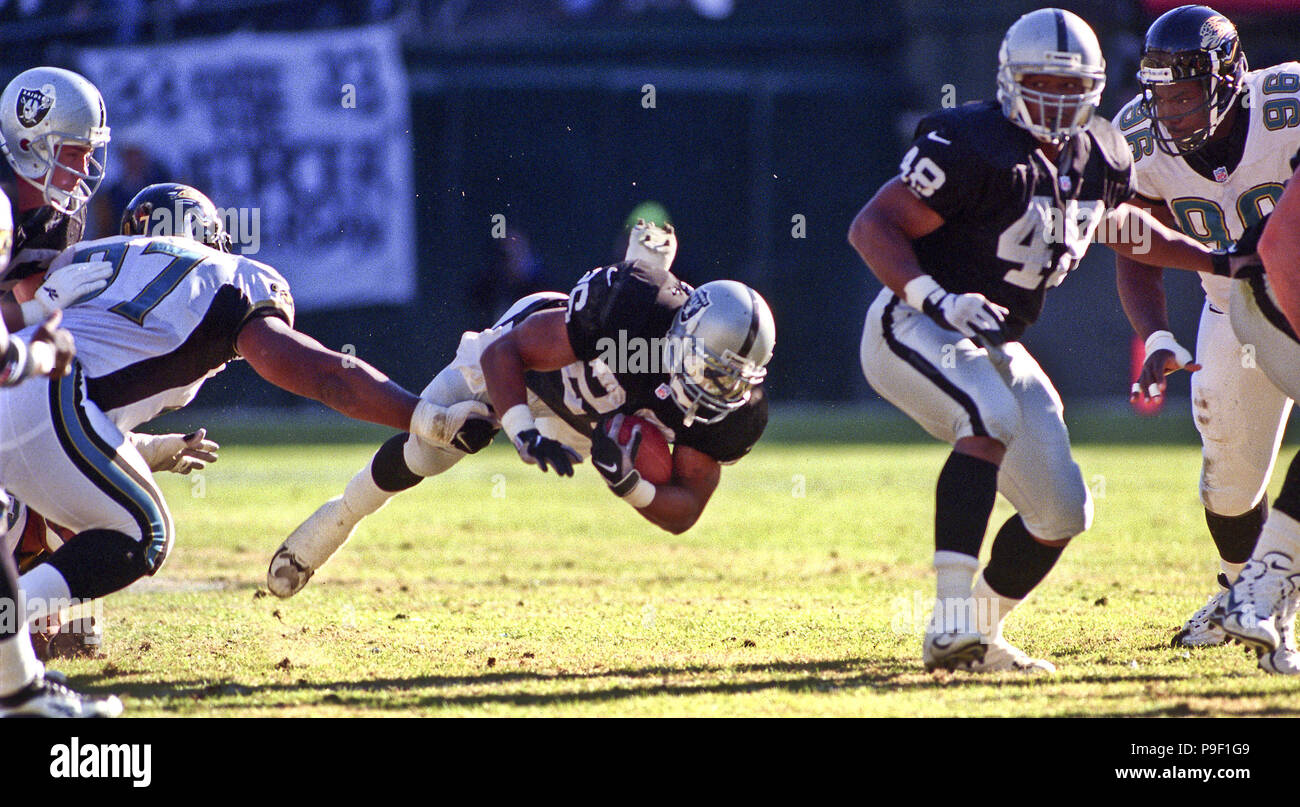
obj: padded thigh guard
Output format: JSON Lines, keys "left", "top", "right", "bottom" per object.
{"left": 862, "top": 288, "right": 1090, "bottom": 543}
{"left": 0, "top": 367, "right": 174, "bottom": 577}
{"left": 1201, "top": 295, "right": 1295, "bottom": 516}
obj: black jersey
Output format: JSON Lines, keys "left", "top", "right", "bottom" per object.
{"left": 6, "top": 205, "right": 87, "bottom": 282}
{"left": 523, "top": 261, "right": 767, "bottom": 464}
{"left": 898, "top": 101, "right": 1134, "bottom": 340}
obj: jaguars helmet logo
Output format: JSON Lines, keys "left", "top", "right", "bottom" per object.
{"left": 1198, "top": 16, "right": 1235, "bottom": 51}
{"left": 15, "top": 84, "right": 55, "bottom": 128}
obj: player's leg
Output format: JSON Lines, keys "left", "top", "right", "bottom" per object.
{"left": 969, "top": 344, "right": 1091, "bottom": 674}
{"left": 1217, "top": 282, "right": 1300, "bottom": 664}
{"left": 0, "top": 371, "right": 174, "bottom": 634}
{"left": 1178, "top": 301, "right": 1291, "bottom": 646}
{"left": 267, "top": 362, "right": 498, "bottom": 597}
{"left": 861, "top": 290, "right": 1021, "bottom": 671}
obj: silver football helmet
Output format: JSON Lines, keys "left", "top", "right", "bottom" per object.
{"left": 664, "top": 281, "right": 774, "bottom": 427}
{"left": 996, "top": 8, "right": 1106, "bottom": 143}
{"left": 1, "top": 67, "right": 110, "bottom": 215}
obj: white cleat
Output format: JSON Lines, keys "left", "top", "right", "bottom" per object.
{"left": 1172, "top": 574, "right": 1230, "bottom": 647}
{"left": 966, "top": 637, "right": 1056, "bottom": 675}
{"left": 266, "top": 496, "right": 360, "bottom": 598}
{"left": 0, "top": 673, "right": 123, "bottom": 718}
{"left": 1217, "top": 553, "right": 1299, "bottom": 654}
{"left": 1258, "top": 594, "right": 1300, "bottom": 675}
{"left": 922, "top": 599, "right": 984, "bottom": 671}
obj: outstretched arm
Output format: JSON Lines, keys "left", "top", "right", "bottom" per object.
{"left": 236, "top": 315, "right": 417, "bottom": 431}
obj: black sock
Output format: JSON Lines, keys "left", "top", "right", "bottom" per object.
{"left": 982, "top": 515, "right": 1064, "bottom": 600}
{"left": 370, "top": 434, "right": 424, "bottom": 493}
{"left": 1274, "top": 452, "right": 1300, "bottom": 522}
{"left": 1205, "top": 497, "right": 1267, "bottom": 565}
{"left": 48, "top": 530, "right": 151, "bottom": 601}
{"left": 0, "top": 544, "right": 19, "bottom": 642}
{"left": 935, "top": 451, "right": 999, "bottom": 557}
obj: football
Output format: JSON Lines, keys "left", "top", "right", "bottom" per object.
{"left": 617, "top": 415, "right": 673, "bottom": 485}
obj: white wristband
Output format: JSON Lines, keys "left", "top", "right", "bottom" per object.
{"left": 902, "top": 275, "right": 944, "bottom": 312}
{"left": 499, "top": 404, "right": 536, "bottom": 441}
{"left": 1144, "top": 330, "right": 1192, "bottom": 366}
{"left": 18, "top": 299, "right": 46, "bottom": 328}
{"left": 26, "top": 339, "right": 55, "bottom": 378}
{"left": 624, "top": 478, "right": 656, "bottom": 509}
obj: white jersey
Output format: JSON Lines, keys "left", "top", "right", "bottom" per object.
{"left": 1114, "top": 62, "right": 1300, "bottom": 309}
{"left": 36, "top": 234, "right": 295, "bottom": 430}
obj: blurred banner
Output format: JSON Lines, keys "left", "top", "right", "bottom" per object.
{"left": 1141, "top": 0, "right": 1300, "bottom": 12}
{"left": 78, "top": 24, "right": 416, "bottom": 311}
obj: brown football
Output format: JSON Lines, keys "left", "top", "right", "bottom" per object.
{"left": 618, "top": 415, "right": 673, "bottom": 485}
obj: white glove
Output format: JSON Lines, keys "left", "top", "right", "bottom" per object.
{"left": 20, "top": 261, "right": 113, "bottom": 326}
{"left": 903, "top": 275, "right": 1008, "bottom": 344}
{"left": 131, "top": 429, "right": 220, "bottom": 474}
{"left": 625, "top": 219, "right": 677, "bottom": 273}
{"left": 410, "top": 399, "right": 496, "bottom": 449}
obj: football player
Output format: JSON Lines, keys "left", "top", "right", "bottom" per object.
{"left": 266, "top": 220, "right": 774, "bottom": 598}
{"left": 1211, "top": 155, "right": 1300, "bottom": 674}
{"left": 0, "top": 189, "right": 123, "bottom": 718}
{"left": 0, "top": 182, "right": 482, "bottom": 640}
{"left": 1114, "top": 6, "right": 1300, "bottom": 650}
{"left": 851, "top": 9, "right": 1241, "bottom": 673}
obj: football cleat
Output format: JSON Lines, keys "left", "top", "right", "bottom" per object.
{"left": 0, "top": 673, "right": 123, "bottom": 718}
{"left": 966, "top": 637, "right": 1057, "bottom": 675}
{"left": 1258, "top": 593, "right": 1300, "bottom": 675}
{"left": 267, "top": 496, "right": 361, "bottom": 598}
{"left": 1216, "top": 553, "right": 1299, "bottom": 653}
{"left": 1171, "top": 573, "right": 1230, "bottom": 647}
{"left": 922, "top": 599, "right": 985, "bottom": 671}
{"left": 267, "top": 546, "right": 315, "bottom": 599}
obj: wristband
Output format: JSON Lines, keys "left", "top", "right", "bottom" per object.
{"left": 499, "top": 404, "right": 536, "bottom": 441}
{"left": 18, "top": 299, "right": 46, "bottom": 327}
{"left": 1143, "top": 330, "right": 1181, "bottom": 357}
{"left": 902, "top": 275, "right": 945, "bottom": 312}
{"left": 1209, "top": 250, "right": 1231, "bottom": 277}
{"left": 623, "top": 478, "right": 656, "bottom": 509}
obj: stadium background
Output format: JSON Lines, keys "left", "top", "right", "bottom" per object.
{"left": 2, "top": 0, "right": 1299, "bottom": 415}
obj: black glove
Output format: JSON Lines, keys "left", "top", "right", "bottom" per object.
{"left": 591, "top": 414, "right": 643, "bottom": 496}
{"left": 1212, "top": 214, "right": 1267, "bottom": 279}
{"left": 513, "top": 428, "right": 581, "bottom": 476}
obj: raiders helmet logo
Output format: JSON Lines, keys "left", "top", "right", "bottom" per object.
{"left": 679, "top": 289, "right": 711, "bottom": 322}
{"left": 16, "top": 84, "right": 55, "bottom": 128}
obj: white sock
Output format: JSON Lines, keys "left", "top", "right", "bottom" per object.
{"left": 972, "top": 572, "right": 1021, "bottom": 642}
{"left": 1220, "top": 559, "right": 1245, "bottom": 584}
{"left": 933, "top": 551, "right": 979, "bottom": 632}
{"left": 342, "top": 461, "right": 397, "bottom": 519}
{"left": 0, "top": 632, "right": 43, "bottom": 697}
{"left": 17, "top": 564, "right": 71, "bottom": 626}
{"left": 1254, "top": 509, "right": 1300, "bottom": 564}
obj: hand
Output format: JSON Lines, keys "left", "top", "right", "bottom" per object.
{"left": 410, "top": 399, "right": 496, "bottom": 450}
{"left": 512, "top": 428, "right": 581, "bottom": 476}
{"left": 591, "top": 414, "right": 643, "bottom": 495}
{"left": 23, "top": 260, "right": 112, "bottom": 324}
{"left": 132, "top": 428, "right": 220, "bottom": 474}
{"left": 27, "top": 310, "right": 75, "bottom": 378}
{"left": 1131, "top": 330, "right": 1200, "bottom": 402}
{"left": 923, "top": 291, "right": 1009, "bottom": 345}
{"left": 624, "top": 219, "right": 677, "bottom": 273}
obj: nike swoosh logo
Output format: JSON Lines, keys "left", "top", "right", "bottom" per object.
{"left": 594, "top": 460, "right": 619, "bottom": 473}
{"left": 927, "top": 131, "right": 951, "bottom": 145}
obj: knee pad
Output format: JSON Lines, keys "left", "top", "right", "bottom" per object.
{"left": 48, "top": 529, "right": 153, "bottom": 601}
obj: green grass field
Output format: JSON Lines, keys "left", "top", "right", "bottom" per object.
{"left": 47, "top": 406, "right": 1300, "bottom": 717}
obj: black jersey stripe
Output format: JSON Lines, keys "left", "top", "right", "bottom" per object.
{"left": 85, "top": 283, "right": 269, "bottom": 414}
{"left": 881, "top": 296, "right": 989, "bottom": 438}
{"left": 1246, "top": 273, "right": 1300, "bottom": 345}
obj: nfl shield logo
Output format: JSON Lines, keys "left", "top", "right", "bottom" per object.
{"left": 1213, "top": 166, "right": 1229, "bottom": 182}
{"left": 655, "top": 383, "right": 671, "bottom": 400}
{"left": 1058, "top": 175, "right": 1071, "bottom": 192}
